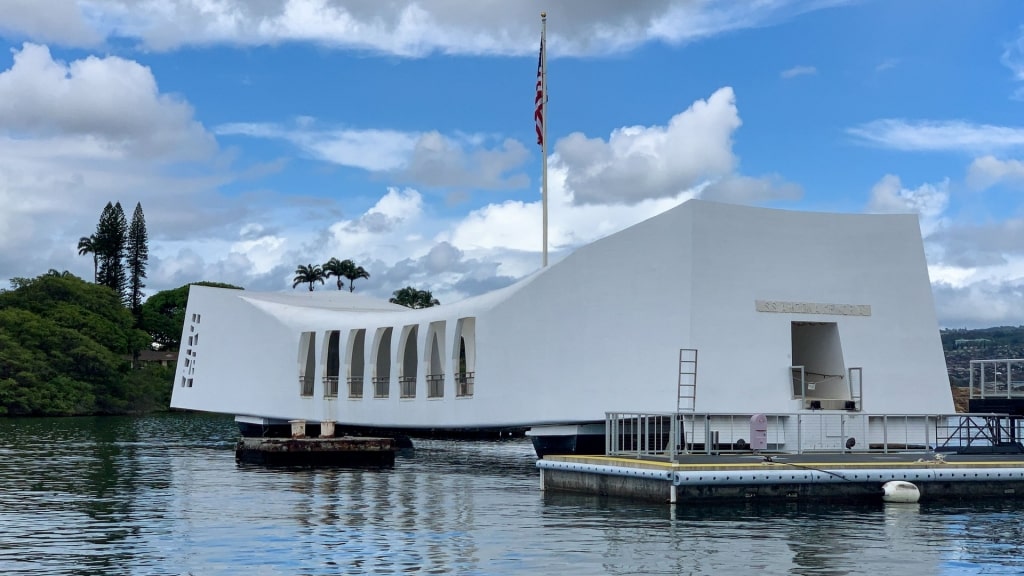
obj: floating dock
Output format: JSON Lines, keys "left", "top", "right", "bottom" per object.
{"left": 236, "top": 436, "right": 396, "bottom": 467}
{"left": 538, "top": 452, "right": 1024, "bottom": 503}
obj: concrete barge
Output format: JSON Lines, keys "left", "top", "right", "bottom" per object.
{"left": 538, "top": 452, "right": 1024, "bottom": 503}
{"left": 236, "top": 436, "right": 396, "bottom": 467}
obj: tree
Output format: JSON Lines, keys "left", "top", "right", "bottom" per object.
{"left": 141, "top": 282, "right": 244, "bottom": 349}
{"left": 45, "top": 269, "right": 74, "bottom": 278}
{"left": 77, "top": 235, "right": 98, "bottom": 282}
{"left": 126, "top": 202, "right": 149, "bottom": 322}
{"left": 389, "top": 286, "right": 440, "bottom": 309}
{"left": 322, "top": 258, "right": 371, "bottom": 292}
{"left": 292, "top": 264, "right": 326, "bottom": 291}
{"left": 0, "top": 272, "right": 154, "bottom": 416}
{"left": 94, "top": 202, "right": 128, "bottom": 302}
{"left": 322, "top": 257, "right": 346, "bottom": 291}
{"left": 339, "top": 259, "right": 371, "bottom": 293}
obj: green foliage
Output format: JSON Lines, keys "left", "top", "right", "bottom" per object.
{"left": 141, "top": 281, "right": 244, "bottom": 349}
{"left": 322, "top": 257, "right": 346, "bottom": 290}
{"left": 940, "top": 326, "right": 1024, "bottom": 350}
{"left": 78, "top": 235, "right": 97, "bottom": 282}
{"left": 389, "top": 286, "right": 440, "bottom": 309}
{"left": 341, "top": 259, "right": 370, "bottom": 293}
{"left": 292, "top": 263, "right": 326, "bottom": 291}
{"left": 127, "top": 202, "right": 149, "bottom": 321}
{"left": 0, "top": 273, "right": 163, "bottom": 416}
{"left": 95, "top": 201, "right": 128, "bottom": 303}
{"left": 123, "top": 364, "right": 175, "bottom": 413}
{"left": 322, "top": 258, "right": 371, "bottom": 292}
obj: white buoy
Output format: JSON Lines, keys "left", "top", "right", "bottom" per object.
{"left": 882, "top": 480, "right": 921, "bottom": 503}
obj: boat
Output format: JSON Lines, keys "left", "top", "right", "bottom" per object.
{"left": 170, "top": 199, "right": 955, "bottom": 455}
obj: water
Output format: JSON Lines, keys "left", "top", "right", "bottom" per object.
{"left": 0, "top": 414, "right": 1022, "bottom": 575}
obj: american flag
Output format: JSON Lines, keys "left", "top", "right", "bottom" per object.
{"left": 534, "top": 36, "right": 545, "bottom": 147}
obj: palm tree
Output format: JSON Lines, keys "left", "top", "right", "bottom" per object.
{"left": 322, "top": 257, "right": 346, "bottom": 290}
{"left": 292, "top": 264, "right": 326, "bottom": 291}
{"left": 390, "top": 286, "right": 440, "bottom": 309}
{"left": 340, "top": 259, "right": 371, "bottom": 293}
{"left": 77, "top": 235, "right": 97, "bottom": 282}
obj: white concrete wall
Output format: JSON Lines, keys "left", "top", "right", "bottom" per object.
{"left": 170, "top": 199, "right": 954, "bottom": 428}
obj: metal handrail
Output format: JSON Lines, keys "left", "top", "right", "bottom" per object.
{"left": 347, "top": 376, "right": 364, "bottom": 399}
{"left": 299, "top": 376, "right": 314, "bottom": 397}
{"left": 399, "top": 375, "right": 416, "bottom": 398}
{"left": 322, "top": 376, "right": 339, "bottom": 398}
{"left": 605, "top": 411, "right": 1019, "bottom": 460}
{"left": 969, "top": 358, "right": 1024, "bottom": 400}
{"left": 426, "top": 373, "right": 445, "bottom": 398}
{"left": 456, "top": 371, "right": 475, "bottom": 397}
{"left": 372, "top": 376, "right": 389, "bottom": 398}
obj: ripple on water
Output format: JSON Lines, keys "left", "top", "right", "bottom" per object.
{"left": 1, "top": 414, "right": 1023, "bottom": 575}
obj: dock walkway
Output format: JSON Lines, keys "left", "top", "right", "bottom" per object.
{"left": 538, "top": 452, "right": 1024, "bottom": 503}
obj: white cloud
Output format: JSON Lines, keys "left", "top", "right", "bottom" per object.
{"left": 780, "top": 65, "right": 816, "bottom": 79}
{"left": 216, "top": 121, "right": 530, "bottom": 189}
{"left": 0, "top": 43, "right": 215, "bottom": 160}
{"left": 875, "top": 58, "right": 898, "bottom": 72}
{"left": 1003, "top": 26, "right": 1024, "bottom": 98}
{"left": 0, "top": 44, "right": 263, "bottom": 289}
{"left": 701, "top": 174, "right": 802, "bottom": 204}
{"left": 966, "top": 155, "right": 1024, "bottom": 190}
{"left": 866, "top": 174, "right": 949, "bottom": 237}
{"left": 0, "top": 0, "right": 103, "bottom": 46}
{"left": 0, "top": 0, "right": 853, "bottom": 57}
{"left": 556, "top": 86, "right": 740, "bottom": 205}
{"left": 933, "top": 280, "right": 1024, "bottom": 329}
{"left": 848, "top": 119, "right": 1024, "bottom": 153}
{"left": 447, "top": 161, "right": 693, "bottom": 261}
{"left": 216, "top": 122, "right": 417, "bottom": 171}
{"left": 404, "top": 133, "right": 530, "bottom": 190}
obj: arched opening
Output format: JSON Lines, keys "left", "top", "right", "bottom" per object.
{"left": 426, "top": 321, "right": 446, "bottom": 398}
{"left": 453, "top": 317, "right": 476, "bottom": 397}
{"left": 398, "top": 324, "right": 419, "bottom": 398}
{"left": 298, "top": 331, "right": 316, "bottom": 397}
{"left": 371, "top": 327, "right": 393, "bottom": 398}
{"left": 322, "top": 330, "right": 341, "bottom": 397}
{"left": 347, "top": 328, "right": 366, "bottom": 398}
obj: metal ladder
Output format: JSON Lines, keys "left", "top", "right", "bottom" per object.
{"left": 677, "top": 349, "right": 698, "bottom": 412}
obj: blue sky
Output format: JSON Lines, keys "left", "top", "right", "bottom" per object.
{"left": 1, "top": 0, "right": 1024, "bottom": 327}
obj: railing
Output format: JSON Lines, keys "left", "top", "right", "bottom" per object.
{"left": 936, "top": 414, "right": 1024, "bottom": 450}
{"left": 605, "top": 411, "right": 1019, "bottom": 461}
{"left": 372, "top": 376, "right": 389, "bottom": 398}
{"left": 790, "top": 365, "right": 862, "bottom": 411}
{"left": 299, "top": 376, "right": 314, "bottom": 397}
{"left": 399, "top": 376, "right": 416, "bottom": 399}
{"left": 456, "top": 371, "right": 475, "bottom": 397}
{"left": 427, "top": 373, "right": 444, "bottom": 398}
{"left": 347, "top": 376, "right": 364, "bottom": 399}
{"left": 323, "top": 376, "right": 339, "bottom": 398}
{"left": 970, "top": 358, "right": 1024, "bottom": 399}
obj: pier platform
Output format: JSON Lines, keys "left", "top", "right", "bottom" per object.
{"left": 538, "top": 452, "right": 1024, "bottom": 503}
{"left": 236, "top": 436, "right": 396, "bottom": 467}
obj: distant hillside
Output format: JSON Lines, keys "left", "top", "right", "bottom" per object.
{"left": 941, "top": 326, "right": 1024, "bottom": 387}
{"left": 940, "top": 326, "right": 1024, "bottom": 350}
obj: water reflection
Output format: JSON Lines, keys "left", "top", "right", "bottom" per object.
{"left": 1, "top": 416, "right": 1023, "bottom": 574}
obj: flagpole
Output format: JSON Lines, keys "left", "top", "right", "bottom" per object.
{"left": 540, "top": 11, "right": 549, "bottom": 268}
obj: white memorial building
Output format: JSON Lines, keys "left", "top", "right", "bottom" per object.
{"left": 170, "top": 199, "right": 954, "bottom": 451}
